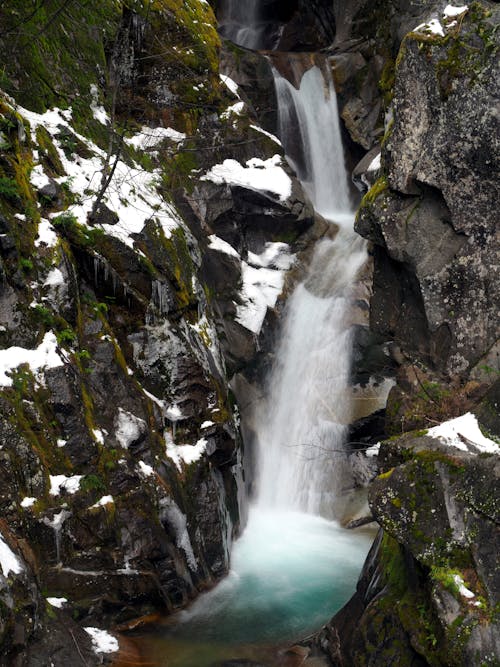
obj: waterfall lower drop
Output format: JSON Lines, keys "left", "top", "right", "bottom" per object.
{"left": 138, "top": 62, "right": 373, "bottom": 667}
{"left": 256, "top": 64, "right": 368, "bottom": 518}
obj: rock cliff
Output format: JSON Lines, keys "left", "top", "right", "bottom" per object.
{"left": 0, "top": 1, "right": 314, "bottom": 663}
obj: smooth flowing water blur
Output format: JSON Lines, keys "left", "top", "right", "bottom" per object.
{"left": 115, "top": 43, "right": 374, "bottom": 667}
{"left": 125, "top": 508, "right": 373, "bottom": 667}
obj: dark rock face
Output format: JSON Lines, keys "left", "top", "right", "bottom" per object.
{"left": 354, "top": 4, "right": 500, "bottom": 433}
{"left": 0, "top": 0, "right": 316, "bottom": 662}
{"left": 318, "top": 433, "right": 500, "bottom": 666}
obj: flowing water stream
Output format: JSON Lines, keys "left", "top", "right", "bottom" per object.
{"left": 122, "top": 23, "right": 374, "bottom": 667}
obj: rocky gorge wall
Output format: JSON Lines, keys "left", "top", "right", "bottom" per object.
{"left": 0, "top": 1, "right": 317, "bottom": 663}
{"left": 0, "top": 0, "right": 498, "bottom": 665}
{"left": 214, "top": 1, "right": 499, "bottom": 665}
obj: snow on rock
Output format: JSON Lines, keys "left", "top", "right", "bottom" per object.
{"left": 49, "top": 474, "right": 83, "bottom": 496}
{"left": 165, "top": 434, "right": 208, "bottom": 471}
{"left": 124, "top": 125, "right": 186, "bottom": 151}
{"left": 452, "top": 574, "right": 475, "bottom": 599}
{"left": 208, "top": 234, "right": 240, "bottom": 258}
{"left": 220, "top": 74, "right": 240, "bottom": 97}
{"left": 12, "top": 99, "right": 181, "bottom": 249}
{"left": 0, "top": 532, "right": 23, "bottom": 577}
{"left": 427, "top": 413, "right": 499, "bottom": 454}
{"left": 92, "top": 429, "right": 105, "bottom": 444}
{"left": 366, "top": 443, "right": 381, "bottom": 458}
{"left": 414, "top": 6, "right": 468, "bottom": 36}
{"left": 84, "top": 627, "right": 119, "bottom": 655}
{"left": 43, "top": 268, "right": 64, "bottom": 287}
{"left": 30, "top": 163, "right": 51, "bottom": 190}
{"left": 47, "top": 597, "right": 67, "bottom": 608}
{"left": 250, "top": 124, "right": 281, "bottom": 145}
{"left": 159, "top": 497, "right": 198, "bottom": 570}
{"left": 114, "top": 408, "right": 146, "bottom": 449}
{"left": 20, "top": 497, "right": 37, "bottom": 508}
{"left": 90, "top": 495, "right": 114, "bottom": 509}
{"left": 43, "top": 509, "right": 71, "bottom": 530}
{"left": 236, "top": 262, "right": 285, "bottom": 334}
{"left": 201, "top": 420, "right": 214, "bottom": 429}
{"left": 89, "top": 85, "right": 109, "bottom": 125}
{"left": 201, "top": 155, "right": 292, "bottom": 202}
{"left": 444, "top": 5, "right": 468, "bottom": 18}
{"left": 35, "top": 219, "right": 58, "bottom": 248}
{"left": 0, "top": 332, "right": 64, "bottom": 387}
{"left": 414, "top": 17, "right": 444, "bottom": 36}
{"left": 138, "top": 461, "right": 155, "bottom": 477}
{"left": 165, "top": 404, "right": 184, "bottom": 422}
{"left": 221, "top": 101, "right": 246, "bottom": 121}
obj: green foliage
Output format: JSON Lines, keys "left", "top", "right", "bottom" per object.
{"left": 80, "top": 473, "right": 105, "bottom": 493}
{"left": 55, "top": 328, "right": 76, "bottom": 346}
{"left": 0, "top": 176, "right": 20, "bottom": 201}
{"left": 19, "top": 257, "right": 34, "bottom": 273}
{"left": 32, "top": 304, "right": 56, "bottom": 328}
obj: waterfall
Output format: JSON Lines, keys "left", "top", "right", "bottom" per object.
{"left": 255, "top": 64, "right": 367, "bottom": 518}
{"left": 274, "top": 65, "right": 352, "bottom": 219}
{"left": 218, "top": 0, "right": 280, "bottom": 50}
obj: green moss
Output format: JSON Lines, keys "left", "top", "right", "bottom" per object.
{"left": 379, "top": 59, "right": 395, "bottom": 107}
{"left": 360, "top": 175, "right": 388, "bottom": 208}
{"left": 35, "top": 126, "right": 65, "bottom": 177}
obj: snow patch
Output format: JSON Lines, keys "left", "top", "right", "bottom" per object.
{"left": 20, "top": 497, "right": 37, "bottom": 508}
{"left": 220, "top": 74, "right": 240, "bottom": 97}
{"left": 125, "top": 125, "right": 186, "bottom": 151}
{"left": 250, "top": 124, "right": 281, "bottom": 145}
{"left": 414, "top": 18, "right": 445, "bottom": 36}
{"left": 138, "top": 461, "right": 154, "bottom": 477}
{"left": 0, "top": 332, "right": 64, "bottom": 387}
{"left": 452, "top": 574, "right": 475, "bottom": 599}
{"left": 208, "top": 235, "right": 240, "bottom": 258}
{"left": 366, "top": 443, "right": 380, "bottom": 458}
{"left": 247, "top": 242, "right": 294, "bottom": 270}
{"left": 427, "top": 413, "right": 499, "bottom": 454}
{"left": 35, "top": 219, "right": 58, "bottom": 248}
{"left": 444, "top": 5, "right": 468, "bottom": 19}
{"left": 89, "top": 85, "right": 109, "bottom": 125}
{"left": 114, "top": 408, "right": 146, "bottom": 449}
{"left": 236, "top": 262, "right": 285, "bottom": 334}
{"left": 90, "top": 495, "right": 114, "bottom": 509}
{"left": 30, "top": 163, "right": 51, "bottom": 190}
{"left": 201, "top": 155, "right": 292, "bottom": 202}
{"left": 49, "top": 475, "right": 83, "bottom": 496}
{"left": 221, "top": 101, "right": 245, "bottom": 121}
{"left": 47, "top": 597, "right": 67, "bottom": 608}
{"left": 0, "top": 532, "right": 23, "bottom": 577}
{"left": 367, "top": 153, "right": 381, "bottom": 172}
{"left": 84, "top": 627, "right": 119, "bottom": 655}
{"left": 165, "top": 435, "right": 208, "bottom": 470}
{"left": 44, "top": 268, "right": 64, "bottom": 287}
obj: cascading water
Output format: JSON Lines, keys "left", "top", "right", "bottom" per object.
{"left": 135, "top": 25, "right": 373, "bottom": 667}
{"left": 217, "top": 0, "right": 268, "bottom": 50}
{"left": 256, "top": 65, "right": 367, "bottom": 518}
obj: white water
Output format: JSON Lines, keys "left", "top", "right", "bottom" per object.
{"left": 255, "top": 65, "right": 367, "bottom": 518}
{"left": 141, "top": 54, "right": 372, "bottom": 667}
{"left": 218, "top": 0, "right": 273, "bottom": 50}
{"left": 274, "top": 66, "right": 352, "bottom": 219}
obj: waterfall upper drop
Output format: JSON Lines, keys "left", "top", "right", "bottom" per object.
{"left": 254, "top": 64, "right": 367, "bottom": 518}
{"left": 274, "top": 65, "right": 351, "bottom": 220}
{"left": 217, "top": 0, "right": 287, "bottom": 50}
